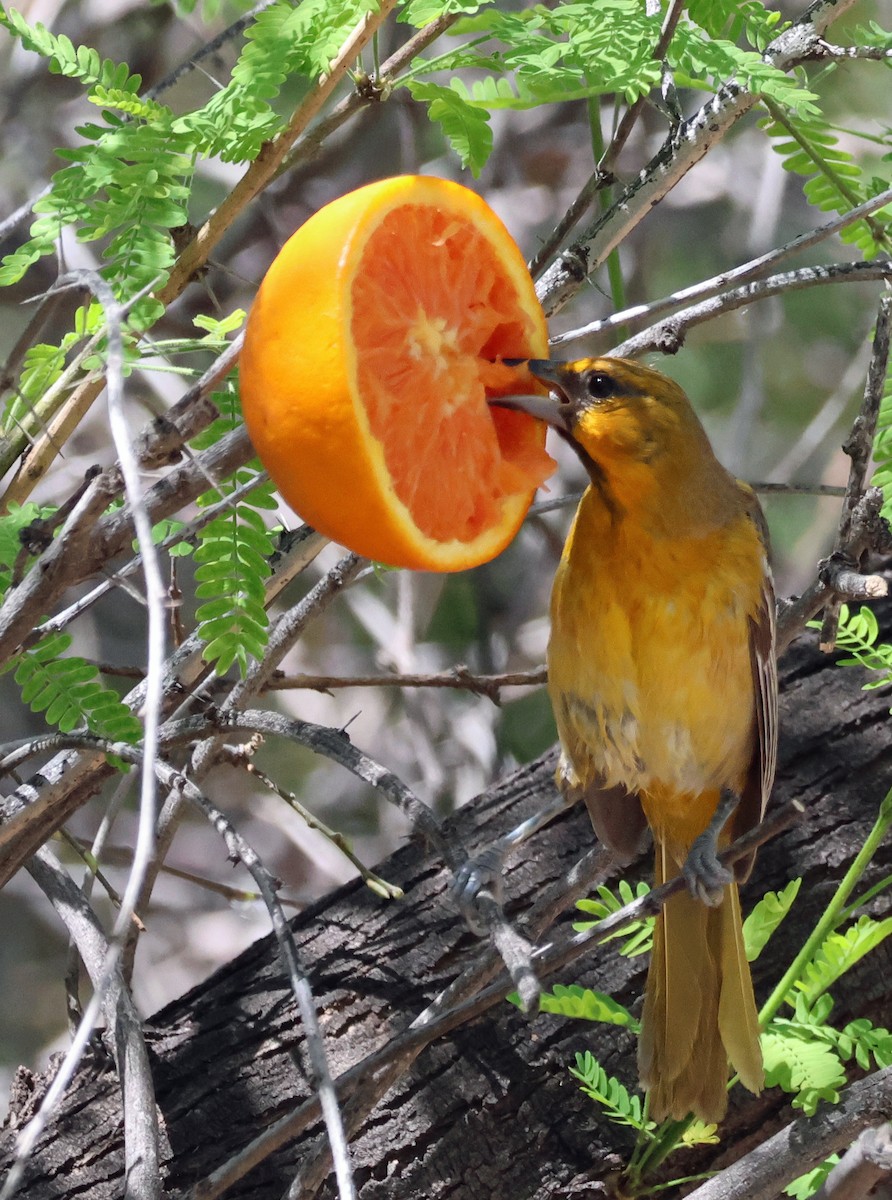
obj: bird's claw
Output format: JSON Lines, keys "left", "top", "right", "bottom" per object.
{"left": 452, "top": 846, "right": 506, "bottom": 936}
{"left": 683, "top": 834, "right": 732, "bottom": 907}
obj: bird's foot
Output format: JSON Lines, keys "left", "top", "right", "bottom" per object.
{"left": 683, "top": 834, "right": 733, "bottom": 906}
{"left": 682, "top": 788, "right": 739, "bottom": 907}
{"left": 452, "top": 846, "right": 505, "bottom": 936}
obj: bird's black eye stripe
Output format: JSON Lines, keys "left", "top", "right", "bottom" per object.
{"left": 584, "top": 371, "right": 616, "bottom": 401}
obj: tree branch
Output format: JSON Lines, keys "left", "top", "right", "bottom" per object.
{"left": 535, "top": 0, "right": 860, "bottom": 315}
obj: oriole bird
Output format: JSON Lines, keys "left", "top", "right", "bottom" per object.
{"left": 492, "top": 357, "right": 777, "bottom": 1124}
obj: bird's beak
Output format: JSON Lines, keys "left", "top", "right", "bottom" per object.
{"left": 488, "top": 359, "right": 576, "bottom": 433}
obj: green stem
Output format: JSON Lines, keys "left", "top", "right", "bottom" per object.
{"left": 626, "top": 1114, "right": 694, "bottom": 1191}
{"left": 759, "top": 787, "right": 892, "bottom": 1026}
{"left": 839, "top": 871, "right": 892, "bottom": 925}
{"left": 640, "top": 1170, "right": 717, "bottom": 1195}
{"left": 760, "top": 96, "right": 864, "bottom": 210}
{"left": 588, "top": 97, "right": 628, "bottom": 333}
{"left": 395, "top": 34, "right": 492, "bottom": 83}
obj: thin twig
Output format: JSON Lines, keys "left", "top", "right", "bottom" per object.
{"left": 243, "top": 754, "right": 404, "bottom": 900}
{"left": 158, "top": 709, "right": 451, "bottom": 864}
{"left": 157, "top": 759, "right": 357, "bottom": 1200}
{"left": 814, "top": 41, "right": 892, "bottom": 60}
{"left": 611, "top": 260, "right": 892, "bottom": 359}
{"left": 267, "top": 665, "right": 548, "bottom": 700}
{"left": 550, "top": 184, "right": 892, "bottom": 347}
{"left": 1, "top": 844, "right": 160, "bottom": 1200}
{"left": 535, "top": 0, "right": 861, "bottom": 315}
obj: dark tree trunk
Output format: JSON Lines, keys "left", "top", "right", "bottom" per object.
{"left": 3, "top": 626, "right": 892, "bottom": 1199}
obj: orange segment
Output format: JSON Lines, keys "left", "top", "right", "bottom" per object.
{"left": 239, "top": 175, "right": 553, "bottom": 571}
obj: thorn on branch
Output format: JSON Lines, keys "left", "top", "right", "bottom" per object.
{"left": 653, "top": 320, "right": 685, "bottom": 355}
{"left": 352, "top": 71, "right": 392, "bottom": 103}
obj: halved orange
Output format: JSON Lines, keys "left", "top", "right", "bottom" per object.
{"left": 239, "top": 175, "right": 553, "bottom": 571}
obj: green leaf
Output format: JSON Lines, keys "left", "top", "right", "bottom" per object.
{"left": 790, "top": 916, "right": 892, "bottom": 1010}
{"left": 193, "top": 468, "right": 277, "bottom": 676}
{"left": 762, "top": 1028, "right": 846, "bottom": 1114}
{"left": 406, "top": 81, "right": 493, "bottom": 175}
{"left": 760, "top": 113, "right": 890, "bottom": 255}
{"left": 574, "top": 880, "right": 654, "bottom": 957}
{"left": 529, "top": 983, "right": 639, "bottom": 1031}
{"left": 12, "top": 633, "right": 143, "bottom": 750}
{"left": 743, "top": 878, "right": 801, "bottom": 961}
{"left": 192, "top": 309, "right": 247, "bottom": 340}
{"left": 569, "top": 1051, "right": 649, "bottom": 1132}
{"left": 810, "top": 600, "right": 892, "bottom": 707}
{"left": 785, "top": 1156, "right": 840, "bottom": 1200}
{"left": 175, "top": 0, "right": 381, "bottom": 163}
{"left": 399, "top": 0, "right": 489, "bottom": 25}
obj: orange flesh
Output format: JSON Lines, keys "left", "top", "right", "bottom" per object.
{"left": 350, "top": 205, "right": 554, "bottom": 545}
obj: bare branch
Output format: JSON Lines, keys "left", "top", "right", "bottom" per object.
{"left": 813, "top": 41, "right": 892, "bottom": 59}
{"left": 814, "top": 1123, "right": 892, "bottom": 1200}
{"left": 1, "top": 845, "right": 160, "bottom": 1200}
{"left": 267, "top": 665, "right": 548, "bottom": 701}
{"left": 820, "top": 296, "right": 892, "bottom": 649}
{"left": 684, "top": 1071, "right": 892, "bottom": 1200}
{"left": 611, "top": 261, "right": 892, "bottom": 359}
{"left": 535, "top": 0, "right": 861, "bottom": 314}
{"left": 551, "top": 185, "right": 892, "bottom": 348}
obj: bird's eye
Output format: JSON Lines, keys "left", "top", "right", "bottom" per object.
{"left": 585, "top": 371, "right": 615, "bottom": 401}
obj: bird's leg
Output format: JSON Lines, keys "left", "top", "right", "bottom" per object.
{"left": 683, "top": 787, "right": 739, "bottom": 907}
{"left": 453, "top": 791, "right": 577, "bottom": 935}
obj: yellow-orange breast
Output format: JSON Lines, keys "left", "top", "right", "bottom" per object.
{"left": 548, "top": 487, "right": 767, "bottom": 852}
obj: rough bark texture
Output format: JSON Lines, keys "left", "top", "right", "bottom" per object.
{"left": 2, "top": 625, "right": 892, "bottom": 1199}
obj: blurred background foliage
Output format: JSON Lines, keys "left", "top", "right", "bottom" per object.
{"left": 0, "top": 0, "right": 889, "bottom": 1102}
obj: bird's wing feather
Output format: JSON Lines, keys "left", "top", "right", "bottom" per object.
{"left": 734, "top": 493, "right": 778, "bottom": 879}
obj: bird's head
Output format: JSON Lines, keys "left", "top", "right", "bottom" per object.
{"left": 493, "top": 357, "right": 710, "bottom": 471}
{"left": 491, "top": 356, "right": 734, "bottom": 524}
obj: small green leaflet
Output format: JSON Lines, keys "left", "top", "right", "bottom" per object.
{"left": 528, "top": 983, "right": 639, "bottom": 1031}
{"left": 406, "top": 81, "right": 493, "bottom": 177}
{"left": 743, "top": 878, "right": 801, "bottom": 961}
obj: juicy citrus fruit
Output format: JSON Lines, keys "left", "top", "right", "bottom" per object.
{"left": 239, "top": 175, "right": 554, "bottom": 571}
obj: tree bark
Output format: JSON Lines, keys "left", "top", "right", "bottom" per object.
{"left": 2, "top": 624, "right": 892, "bottom": 1199}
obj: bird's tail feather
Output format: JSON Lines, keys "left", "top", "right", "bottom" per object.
{"left": 638, "top": 841, "right": 763, "bottom": 1123}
